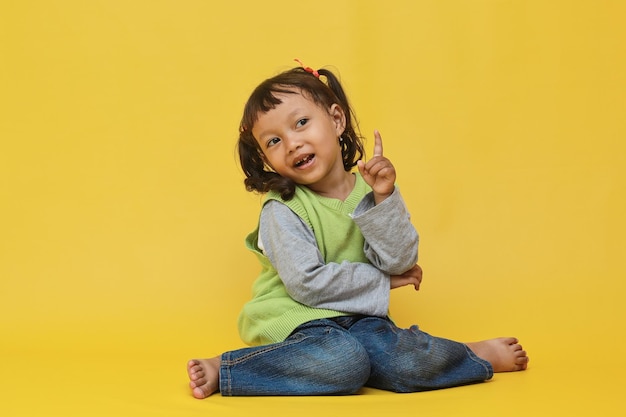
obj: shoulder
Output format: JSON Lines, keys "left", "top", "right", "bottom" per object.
{"left": 262, "top": 186, "right": 314, "bottom": 227}
{"left": 260, "top": 200, "right": 311, "bottom": 230}
{"left": 258, "top": 199, "right": 315, "bottom": 252}
{"left": 261, "top": 199, "right": 294, "bottom": 218}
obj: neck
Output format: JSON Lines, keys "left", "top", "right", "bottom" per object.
{"left": 307, "top": 172, "right": 355, "bottom": 201}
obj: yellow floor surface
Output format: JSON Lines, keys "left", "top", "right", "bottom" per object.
{"left": 1, "top": 346, "right": 622, "bottom": 417}
{"left": 0, "top": 336, "right": 626, "bottom": 417}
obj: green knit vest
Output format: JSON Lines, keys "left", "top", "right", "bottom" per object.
{"left": 237, "top": 174, "right": 372, "bottom": 346}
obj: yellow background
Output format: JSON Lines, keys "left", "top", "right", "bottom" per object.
{"left": 1, "top": 1, "right": 624, "bottom": 416}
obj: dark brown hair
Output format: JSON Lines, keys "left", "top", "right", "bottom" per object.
{"left": 237, "top": 66, "right": 364, "bottom": 200}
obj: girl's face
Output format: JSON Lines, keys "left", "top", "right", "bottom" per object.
{"left": 252, "top": 90, "right": 347, "bottom": 193}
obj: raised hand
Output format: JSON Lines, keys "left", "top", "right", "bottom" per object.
{"left": 357, "top": 130, "right": 396, "bottom": 204}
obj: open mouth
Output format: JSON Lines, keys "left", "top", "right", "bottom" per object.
{"left": 294, "top": 154, "right": 315, "bottom": 168}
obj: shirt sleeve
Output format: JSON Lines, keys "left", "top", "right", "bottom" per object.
{"left": 351, "top": 187, "right": 419, "bottom": 275}
{"left": 259, "top": 200, "right": 390, "bottom": 317}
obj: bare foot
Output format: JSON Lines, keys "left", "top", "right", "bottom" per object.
{"left": 466, "top": 337, "right": 529, "bottom": 372}
{"left": 187, "top": 357, "right": 221, "bottom": 399}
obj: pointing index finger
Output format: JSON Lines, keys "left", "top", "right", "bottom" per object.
{"left": 373, "top": 130, "right": 383, "bottom": 157}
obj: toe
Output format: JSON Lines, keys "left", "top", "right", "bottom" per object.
{"left": 513, "top": 355, "right": 528, "bottom": 369}
{"left": 190, "top": 376, "right": 207, "bottom": 388}
{"left": 190, "top": 368, "right": 205, "bottom": 380}
{"left": 511, "top": 343, "right": 523, "bottom": 352}
{"left": 192, "top": 382, "right": 217, "bottom": 399}
{"left": 192, "top": 386, "right": 208, "bottom": 399}
{"left": 504, "top": 337, "right": 519, "bottom": 345}
{"left": 190, "top": 365, "right": 204, "bottom": 376}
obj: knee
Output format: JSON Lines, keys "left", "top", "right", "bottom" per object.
{"left": 314, "top": 330, "right": 371, "bottom": 394}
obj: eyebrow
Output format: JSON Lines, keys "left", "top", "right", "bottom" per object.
{"left": 286, "top": 107, "right": 305, "bottom": 119}
{"left": 256, "top": 107, "right": 308, "bottom": 140}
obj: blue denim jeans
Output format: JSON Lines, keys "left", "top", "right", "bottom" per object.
{"left": 219, "top": 316, "right": 493, "bottom": 396}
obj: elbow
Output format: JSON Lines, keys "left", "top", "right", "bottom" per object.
{"left": 372, "top": 252, "right": 418, "bottom": 276}
{"left": 380, "top": 237, "right": 419, "bottom": 275}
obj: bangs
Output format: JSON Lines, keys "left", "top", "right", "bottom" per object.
{"left": 241, "top": 84, "right": 299, "bottom": 134}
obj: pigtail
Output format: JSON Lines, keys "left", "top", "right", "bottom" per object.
{"left": 317, "top": 68, "right": 365, "bottom": 170}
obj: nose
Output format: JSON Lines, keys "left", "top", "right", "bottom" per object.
{"left": 285, "top": 134, "right": 303, "bottom": 154}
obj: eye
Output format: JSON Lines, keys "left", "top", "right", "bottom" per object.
{"left": 296, "top": 118, "right": 308, "bottom": 128}
{"left": 266, "top": 137, "right": 281, "bottom": 148}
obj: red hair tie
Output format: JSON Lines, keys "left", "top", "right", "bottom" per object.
{"left": 294, "top": 58, "right": 320, "bottom": 78}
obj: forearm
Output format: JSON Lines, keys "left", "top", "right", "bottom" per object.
{"left": 352, "top": 187, "right": 419, "bottom": 275}
{"left": 275, "top": 257, "right": 390, "bottom": 316}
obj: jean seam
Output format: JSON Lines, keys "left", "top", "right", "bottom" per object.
{"left": 222, "top": 333, "right": 309, "bottom": 367}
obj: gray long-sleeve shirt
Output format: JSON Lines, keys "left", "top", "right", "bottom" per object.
{"left": 258, "top": 188, "right": 419, "bottom": 317}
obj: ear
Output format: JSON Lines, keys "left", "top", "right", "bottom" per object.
{"left": 329, "top": 104, "right": 346, "bottom": 136}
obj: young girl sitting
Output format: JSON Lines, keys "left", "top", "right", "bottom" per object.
{"left": 186, "top": 61, "right": 529, "bottom": 398}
